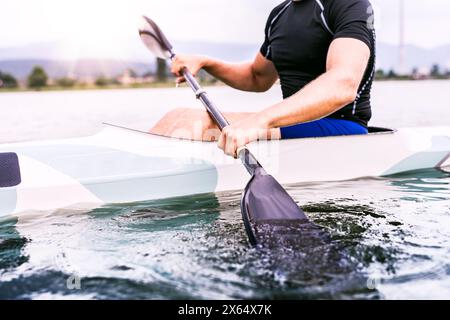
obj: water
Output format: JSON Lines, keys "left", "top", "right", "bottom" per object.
{"left": 0, "top": 81, "right": 450, "bottom": 299}
{"left": 1, "top": 80, "right": 450, "bottom": 143}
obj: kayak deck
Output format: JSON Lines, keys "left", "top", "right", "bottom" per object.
{"left": 1, "top": 124, "right": 450, "bottom": 216}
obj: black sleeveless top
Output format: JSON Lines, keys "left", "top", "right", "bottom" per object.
{"left": 260, "top": 0, "right": 376, "bottom": 127}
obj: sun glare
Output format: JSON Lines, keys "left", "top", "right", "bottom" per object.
{"left": 40, "top": 0, "right": 141, "bottom": 60}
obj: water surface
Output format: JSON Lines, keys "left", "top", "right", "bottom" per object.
{"left": 1, "top": 169, "right": 449, "bottom": 299}
{"left": 0, "top": 82, "right": 450, "bottom": 299}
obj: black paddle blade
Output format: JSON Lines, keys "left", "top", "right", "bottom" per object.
{"left": 241, "top": 167, "right": 309, "bottom": 246}
{"left": 139, "top": 16, "right": 174, "bottom": 59}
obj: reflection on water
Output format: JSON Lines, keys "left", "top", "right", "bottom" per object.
{"left": 389, "top": 169, "right": 450, "bottom": 201}
{"left": 0, "top": 169, "right": 449, "bottom": 299}
{"left": 0, "top": 217, "right": 28, "bottom": 270}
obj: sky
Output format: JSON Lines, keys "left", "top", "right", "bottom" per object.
{"left": 0, "top": 0, "right": 449, "bottom": 56}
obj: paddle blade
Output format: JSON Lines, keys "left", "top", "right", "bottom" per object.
{"left": 241, "top": 168, "right": 308, "bottom": 246}
{"left": 139, "top": 16, "right": 174, "bottom": 59}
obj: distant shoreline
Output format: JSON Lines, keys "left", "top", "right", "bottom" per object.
{"left": 0, "top": 81, "right": 222, "bottom": 93}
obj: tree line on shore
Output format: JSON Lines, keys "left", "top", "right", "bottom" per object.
{"left": 0, "top": 65, "right": 115, "bottom": 90}
{"left": 375, "top": 64, "right": 450, "bottom": 80}
{"left": 0, "top": 58, "right": 168, "bottom": 90}
{"left": 1, "top": 60, "right": 449, "bottom": 90}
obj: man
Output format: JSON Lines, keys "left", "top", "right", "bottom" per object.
{"left": 151, "top": 0, "right": 375, "bottom": 158}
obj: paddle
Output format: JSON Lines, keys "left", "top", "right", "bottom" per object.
{"left": 139, "top": 16, "right": 310, "bottom": 245}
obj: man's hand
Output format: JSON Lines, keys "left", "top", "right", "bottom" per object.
{"left": 170, "top": 52, "right": 278, "bottom": 92}
{"left": 217, "top": 114, "right": 279, "bottom": 158}
{"left": 171, "top": 54, "right": 209, "bottom": 84}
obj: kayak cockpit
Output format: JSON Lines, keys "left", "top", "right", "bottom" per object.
{"left": 104, "top": 122, "right": 397, "bottom": 142}
{"left": 367, "top": 127, "right": 396, "bottom": 134}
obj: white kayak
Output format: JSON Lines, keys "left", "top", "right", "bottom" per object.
{"left": 1, "top": 123, "right": 450, "bottom": 217}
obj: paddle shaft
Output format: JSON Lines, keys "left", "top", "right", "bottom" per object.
{"left": 177, "top": 63, "right": 263, "bottom": 176}
{"left": 139, "top": 17, "right": 310, "bottom": 246}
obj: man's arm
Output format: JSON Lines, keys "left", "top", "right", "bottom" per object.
{"left": 171, "top": 52, "right": 278, "bottom": 92}
{"left": 259, "top": 38, "right": 370, "bottom": 128}
{"left": 218, "top": 38, "right": 370, "bottom": 157}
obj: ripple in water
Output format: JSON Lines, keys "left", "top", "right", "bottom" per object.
{"left": 0, "top": 168, "right": 449, "bottom": 299}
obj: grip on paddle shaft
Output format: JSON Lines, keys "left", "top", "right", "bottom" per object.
{"left": 181, "top": 67, "right": 262, "bottom": 176}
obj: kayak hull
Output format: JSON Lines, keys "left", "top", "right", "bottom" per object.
{"left": 1, "top": 124, "right": 450, "bottom": 217}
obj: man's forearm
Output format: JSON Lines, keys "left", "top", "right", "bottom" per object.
{"left": 203, "top": 58, "right": 264, "bottom": 92}
{"left": 259, "top": 70, "right": 359, "bottom": 129}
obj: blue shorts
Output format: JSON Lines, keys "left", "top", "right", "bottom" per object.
{"left": 280, "top": 118, "right": 368, "bottom": 139}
